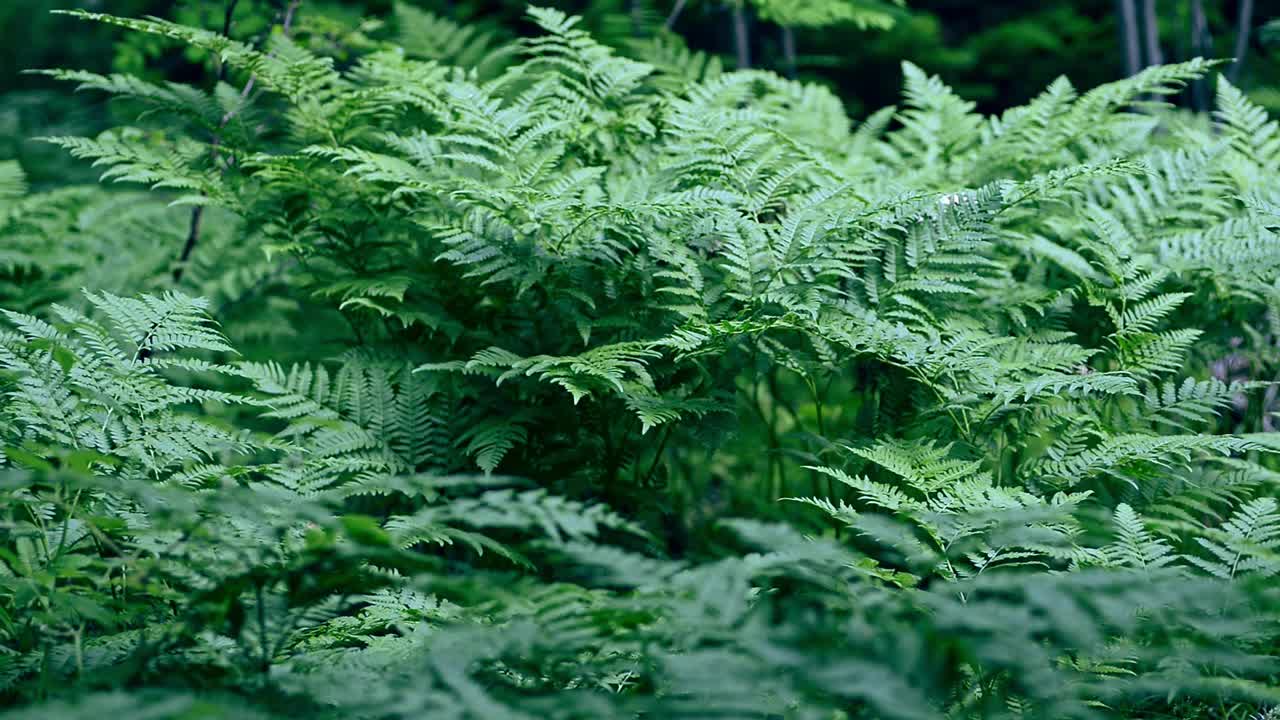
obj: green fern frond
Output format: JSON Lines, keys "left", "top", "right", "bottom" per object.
{"left": 1184, "top": 498, "right": 1280, "bottom": 579}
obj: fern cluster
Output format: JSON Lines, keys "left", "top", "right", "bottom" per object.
{"left": 4, "top": 4, "right": 1280, "bottom": 719}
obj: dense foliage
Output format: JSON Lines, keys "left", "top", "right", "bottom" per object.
{"left": 5, "top": 3, "right": 1280, "bottom": 719}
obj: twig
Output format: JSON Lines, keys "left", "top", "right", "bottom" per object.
{"left": 173, "top": 0, "right": 240, "bottom": 284}
{"left": 174, "top": 0, "right": 301, "bottom": 285}
{"left": 664, "top": 0, "right": 688, "bottom": 30}
{"left": 640, "top": 425, "right": 673, "bottom": 487}
{"left": 222, "top": 0, "right": 300, "bottom": 122}
{"left": 216, "top": 0, "right": 241, "bottom": 83}
{"left": 174, "top": 206, "right": 206, "bottom": 283}
{"left": 255, "top": 580, "right": 270, "bottom": 675}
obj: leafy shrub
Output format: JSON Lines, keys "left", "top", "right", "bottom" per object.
{"left": 4, "top": 5, "right": 1280, "bottom": 719}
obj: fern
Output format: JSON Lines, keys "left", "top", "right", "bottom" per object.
{"left": 1102, "top": 503, "right": 1177, "bottom": 571}
{"left": 1184, "top": 497, "right": 1280, "bottom": 579}
{"left": 6, "top": 5, "right": 1280, "bottom": 719}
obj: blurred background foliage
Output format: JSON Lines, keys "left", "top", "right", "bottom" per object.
{"left": 2, "top": 0, "right": 1280, "bottom": 169}
{"left": 5, "top": 0, "right": 1280, "bottom": 182}
{"left": 2, "top": 1, "right": 1280, "bottom": 107}
{"left": 0, "top": 0, "right": 1274, "bottom": 193}
{"left": 6, "top": 4, "right": 1280, "bottom": 714}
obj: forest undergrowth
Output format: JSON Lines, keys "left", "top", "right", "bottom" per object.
{"left": 4, "top": 3, "right": 1280, "bottom": 718}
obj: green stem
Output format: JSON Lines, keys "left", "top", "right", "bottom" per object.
{"left": 255, "top": 580, "right": 271, "bottom": 677}
{"left": 641, "top": 424, "right": 673, "bottom": 487}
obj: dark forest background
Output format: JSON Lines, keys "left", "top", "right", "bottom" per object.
{"left": 4, "top": 0, "right": 1280, "bottom": 185}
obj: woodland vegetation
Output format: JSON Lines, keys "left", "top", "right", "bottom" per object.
{"left": 5, "top": 1, "right": 1280, "bottom": 718}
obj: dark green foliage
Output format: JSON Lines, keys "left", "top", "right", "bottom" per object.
{"left": 4, "top": 4, "right": 1280, "bottom": 720}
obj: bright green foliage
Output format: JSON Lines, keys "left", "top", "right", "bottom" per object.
{"left": 748, "top": 0, "right": 904, "bottom": 29}
{"left": 4, "top": 5, "right": 1280, "bottom": 719}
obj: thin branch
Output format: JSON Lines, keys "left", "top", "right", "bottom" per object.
{"left": 282, "top": 0, "right": 300, "bottom": 31}
{"left": 640, "top": 425, "right": 673, "bottom": 488}
{"left": 217, "top": 1, "right": 299, "bottom": 129}
{"left": 174, "top": 0, "right": 301, "bottom": 285}
{"left": 254, "top": 580, "right": 270, "bottom": 676}
{"left": 664, "top": 0, "right": 688, "bottom": 30}
{"left": 175, "top": 0, "right": 240, "bottom": 284}
{"left": 216, "top": 0, "right": 241, "bottom": 82}
{"left": 174, "top": 207, "right": 206, "bottom": 283}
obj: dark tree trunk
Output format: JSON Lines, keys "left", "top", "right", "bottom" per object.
{"left": 631, "top": 0, "right": 643, "bottom": 36}
{"left": 1117, "top": 0, "right": 1142, "bottom": 76}
{"left": 780, "top": 25, "right": 797, "bottom": 78}
{"left": 1141, "top": 0, "right": 1163, "bottom": 66}
{"left": 732, "top": 4, "right": 751, "bottom": 69}
{"left": 1189, "top": 0, "right": 1211, "bottom": 110}
{"left": 1229, "top": 0, "right": 1255, "bottom": 83}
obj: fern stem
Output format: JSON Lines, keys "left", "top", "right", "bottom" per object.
{"left": 174, "top": 205, "right": 204, "bottom": 284}
{"left": 173, "top": 0, "right": 233, "bottom": 287}
{"left": 641, "top": 425, "right": 672, "bottom": 488}
{"left": 215, "top": 0, "right": 241, "bottom": 83}
{"left": 51, "top": 489, "right": 81, "bottom": 564}
{"left": 174, "top": 0, "right": 300, "bottom": 286}
{"left": 806, "top": 373, "right": 840, "bottom": 538}
{"left": 769, "top": 367, "right": 787, "bottom": 497}
{"left": 255, "top": 580, "right": 270, "bottom": 677}
{"left": 71, "top": 625, "right": 85, "bottom": 680}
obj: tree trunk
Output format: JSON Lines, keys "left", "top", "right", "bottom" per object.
{"left": 732, "top": 4, "right": 751, "bottom": 70}
{"left": 1229, "top": 0, "right": 1255, "bottom": 83}
{"left": 1189, "top": 0, "right": 1211, "bottom": 110}
{"left": 780, "top": 25, "right": 797, "bottom": 78}
{"left": 1117, "top": 0, "right": 1142, "bottom": 76}
{"left": 1141, "top": 0, "right": 1163, "bottom": 66}
{"left": 631, "top": 0, "right": 644, "bottom": 36}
